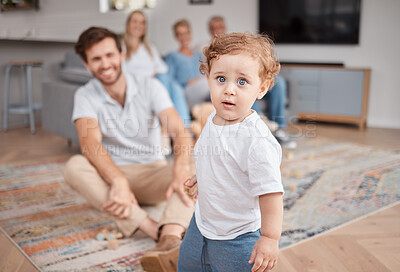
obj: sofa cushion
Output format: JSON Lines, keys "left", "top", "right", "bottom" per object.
{"left": 59, "top": 67, "right": 92, "bottom": 84}
{"left": 65, "top": 51, "right": 86, "bottom": 69}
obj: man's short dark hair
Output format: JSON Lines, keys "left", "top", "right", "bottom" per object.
{"left": 75, "top": 27, "right": 122, "bottom": 63}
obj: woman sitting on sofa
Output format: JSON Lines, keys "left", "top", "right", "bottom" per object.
{"left": 123, "top": 10, "right": 191, "bottom": 128}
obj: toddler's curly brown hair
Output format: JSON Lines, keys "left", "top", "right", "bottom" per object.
{"left": 200, "top": 32, "right": 280, "bottom": 89}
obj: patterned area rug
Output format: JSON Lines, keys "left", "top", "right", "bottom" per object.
{"left": 280, "top": 138, "right": 400, "bottom": 248}
{"left": 0, "top": 138, "right": 399, "bottom": 271}
{"left": 0, "top": 158, "right": 161, "bottom": 272}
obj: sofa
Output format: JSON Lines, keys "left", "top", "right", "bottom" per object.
{"left": 41, "top": 51, "right": 92, "bottom": 144}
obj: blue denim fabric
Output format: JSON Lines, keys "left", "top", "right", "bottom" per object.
{"left": 266, "top": 76, "right": 287, "bottom": 129}
{"left": 156, "top": 73, "right": 191, "bottom": 128}
{"left": 252, "top": 75, "right": 287, "bottom": 129}
{"left": 251, "top": 99, "right": 262, "bottom": 114}
{"left": 178, "top": 215, "right": 261, "bottom": 272}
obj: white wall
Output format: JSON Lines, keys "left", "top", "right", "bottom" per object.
{"left": 0, "top": 0, "right": 399, "bottom": 129}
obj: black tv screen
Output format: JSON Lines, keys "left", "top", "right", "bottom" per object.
{"left": 259, "top": 0, "right": 361, "bottom": 45}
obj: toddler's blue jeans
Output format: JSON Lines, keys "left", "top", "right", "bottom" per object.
{"left": 178, "top": 215, "right": 261, "bottom": 272}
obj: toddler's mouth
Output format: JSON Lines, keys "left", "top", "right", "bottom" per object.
{"left": 222, "top": 101, "right": 235, "bottom": 109}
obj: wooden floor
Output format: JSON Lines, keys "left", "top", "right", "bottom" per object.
{"left": 276, "top": 202, "right": 400, "bottom": 272}
{"left": 0, "top": 227, "right": 41, "bottom": 272}
{"left": 0, "top": 123, "right": 399, "bottom": 271}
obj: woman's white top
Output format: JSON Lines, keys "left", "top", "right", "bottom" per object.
{"left": 123, "top": 43, "right": 168, "bottom": 77}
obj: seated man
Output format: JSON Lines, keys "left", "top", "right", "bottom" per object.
{"left": 63, "top": 27, "right": 194, "bottom": 272}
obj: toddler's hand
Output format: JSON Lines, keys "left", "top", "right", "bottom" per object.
{"left": 249, "top": 236, "right": 279, "bottom": 271}
{"left": 184, "top": 175, "right": 198, "bottom": 199}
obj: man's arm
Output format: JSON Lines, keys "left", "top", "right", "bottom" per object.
{"left": 158, "top": 107, "right": 193, "bottom": 207}
{"left": 75, "top": 117, "right": 137, "bottom": 218}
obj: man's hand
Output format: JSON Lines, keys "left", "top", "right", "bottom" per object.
{"left": 76, "top": 117, "right": 138, "bottom": 219}
{"left": 165, "top": 165, "right": 193, "bottom": 207}
{"left": 249, "top": 236, "right": 279, "bottom": 271}
{"left": 102, "top": 179, "right": 138, "bottom": 219}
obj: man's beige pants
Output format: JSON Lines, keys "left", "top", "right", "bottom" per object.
{"left": 63, "top": 155, "right": 194, "bottom": 237}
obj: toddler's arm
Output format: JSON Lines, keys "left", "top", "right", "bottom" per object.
{"left": 249, "top": 192, "right": 283, "bottom": 271}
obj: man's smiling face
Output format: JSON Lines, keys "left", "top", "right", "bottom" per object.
{"left": 84, "top": 37, "right": 124, "bottom": 86}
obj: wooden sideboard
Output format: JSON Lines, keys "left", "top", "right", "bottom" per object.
{"left": 281, "top": 65, "right": 371, "bottom": 130}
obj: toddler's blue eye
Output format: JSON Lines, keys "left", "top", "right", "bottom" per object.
{"left": 217, "top": 76, "right": 226, "bottom": 83}
{"left": 238, "top": 78, "right": 247, "bottom": 85}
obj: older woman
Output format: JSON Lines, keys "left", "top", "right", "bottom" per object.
{"left": 123, "top": 10, "right": 191, "bottom": 127}
{"left": 165, "top": 19, "right": 210, "bottom": 110}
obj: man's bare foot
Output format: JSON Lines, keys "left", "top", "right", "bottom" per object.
{"left": 160, "top": 223, "right": 185, "bottom": 239}
{"left": 138, "top": 216, "right": 158, "bottom": 240}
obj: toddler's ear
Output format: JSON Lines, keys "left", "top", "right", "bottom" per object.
{"left": 257, "top": 80, "right": 270, "bottom": 99}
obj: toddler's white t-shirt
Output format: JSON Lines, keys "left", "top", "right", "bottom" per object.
{"left": 194, "top": 110, "right": 284, "bottom": 240}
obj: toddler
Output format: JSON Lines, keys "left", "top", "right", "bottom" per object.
{"left": 178, "top": 32, "right": 284, "bottom": 272}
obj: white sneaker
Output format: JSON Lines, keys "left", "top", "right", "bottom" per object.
{"left": 260, "top": 114, "right": 279, "bottom": 132}
{"left": 274, "top": 129, "right": 297, "bottom": 149}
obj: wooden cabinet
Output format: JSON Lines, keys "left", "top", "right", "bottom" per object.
{"left": 281, "top": 65, "right": 371, "bottom": 130}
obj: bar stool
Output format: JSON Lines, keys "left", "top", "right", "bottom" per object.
{"left": 3, "top": 61, "right": 46, "bottom": 134}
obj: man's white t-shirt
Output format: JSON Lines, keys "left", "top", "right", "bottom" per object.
{"left": 72, "top": 73, "right": 173, "bottom": 165}
{"left": 194, "top": 110, "right": 284, "bottom": 240}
